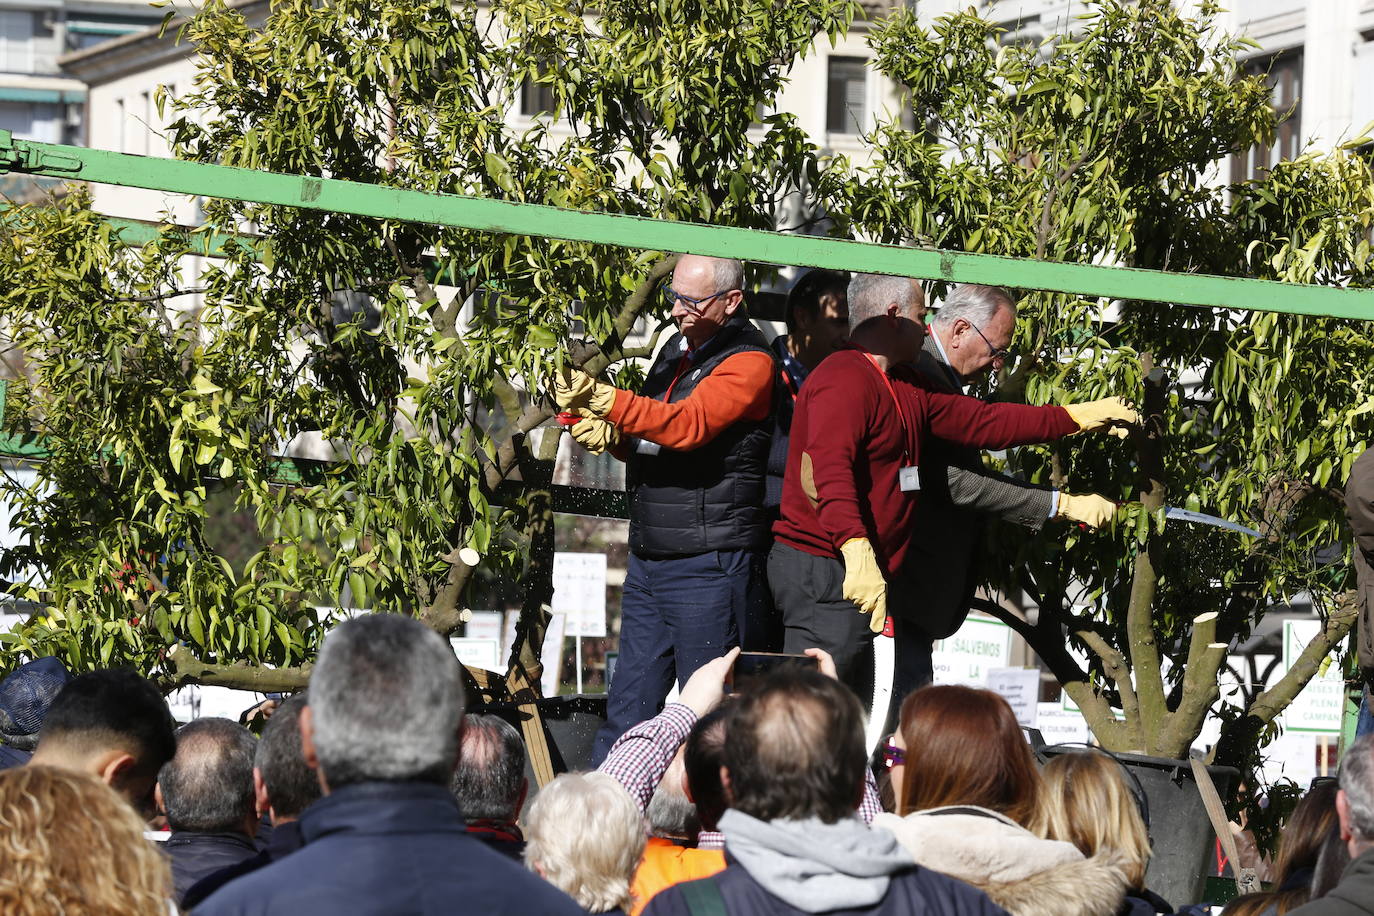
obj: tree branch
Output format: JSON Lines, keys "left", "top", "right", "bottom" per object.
{"left": 1127, "top": 360, "right": 1168, "bottom": 752}
{"left": 164, "top": 642, "right": 312, "bottom": 692}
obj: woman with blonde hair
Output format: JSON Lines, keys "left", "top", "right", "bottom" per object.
{"left": 1041, "top": 750, "right": 1167, "bottom": 916}
{"left": 0, "top": 764, "right": 173, "bottom": 915}
{"left": 524, "top": 771, "right": 648, "bottom": 915}
{"left": 873, "top": 685, "right": 1129, "bottom": 916}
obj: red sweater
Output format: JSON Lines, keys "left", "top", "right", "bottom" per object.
{"left": 772, "top": 349, "right": 1078, "bottom": 576}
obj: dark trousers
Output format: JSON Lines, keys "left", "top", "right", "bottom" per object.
{"left": 771, "top": 542, "right": 874, "bottom": 689}
{"left": 771, "top": 542, "right": 937, "bottom": 725}
{"left": 593, "top": 549, "right": 758, "bottom": 763}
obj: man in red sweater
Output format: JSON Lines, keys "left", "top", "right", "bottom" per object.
{"left": 556, "top": 255, "right": 777, "bottom": 762}
{"left": 771, "top": 273, "right": 1137, "bottom": 682}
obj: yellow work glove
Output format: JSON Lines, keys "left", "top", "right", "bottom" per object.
{"left": 1063, "top": 396, "right": 1139, "bottom": 439}
{"left": 839, "top": 537, "right": 887, "bottom": 634}
{"left": 554, "top": 367, "right": 619, "bottom": 417}
{"left": 1056, "top": 492, "right": 1117, "bottom": 529}
{"left": 569, "top": 417, "right": 621, "bottom": 455}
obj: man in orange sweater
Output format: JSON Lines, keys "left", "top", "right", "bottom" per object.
{"left": 556, "top": 255, "right": 776, "bottom": 762}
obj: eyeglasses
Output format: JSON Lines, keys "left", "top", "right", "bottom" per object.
{"left": 967, "top": 322, "right": 1013, "bottom": 366}
{"left": 881, "top": 736, "right": 905, "bottom": 769}
{"left": 663, "top": 286, "right": 734, "bottom": 316}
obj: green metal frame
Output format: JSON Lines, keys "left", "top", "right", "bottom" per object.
{"left": 4, "top": 129, "right": 1374, "bottom": 320}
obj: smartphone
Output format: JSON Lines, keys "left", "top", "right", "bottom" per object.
{"left": 731, "top": 651, "right": 820, "bottom": 693}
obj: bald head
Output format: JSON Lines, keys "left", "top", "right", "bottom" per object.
{"left": 669, "top": 255, "right": 746, "bottom": 348}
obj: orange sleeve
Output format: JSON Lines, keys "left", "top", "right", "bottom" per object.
{"left": 607, "top": 351, "right": 774, "bottom": 451}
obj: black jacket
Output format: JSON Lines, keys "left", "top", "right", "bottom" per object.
{"left": 644, "top": 861, "right": 1010, "bottom": 916}
{"left": 628, "top": 314, "right": 775, "bottom": 558}
{"left": 764, "top": 335, "right": 799, "bottom": 509}
{"left": 193, "top": 781, "right": 584, "bottom": 916}
{"left": 181, "top": 820, "right": 305, "bottom": 910}
{"left": 163, "top": 830, "right": 258, "bottom": 905}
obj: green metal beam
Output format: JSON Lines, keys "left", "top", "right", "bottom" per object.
{"left": 3, "top": 130, "right": 1373, "bottom": 320}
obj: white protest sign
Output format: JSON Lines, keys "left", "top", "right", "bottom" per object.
{"left": 932, "top": 614, "right": 1011, "bottom": 686}
{"left": 1035, "top": 702, "right": 1091, "bottom": 746}
{"left": 552, "top": 552, "right": 607, "bottom": 638}
{"left": 988, "top": 667, "right": 1041, "bottom": 727}
{"left": 1282, "top": 619, "right": 1343, "bottom": 734}
{"left": 540, "top": 612, "right": 568, "bottom": 696}
{"left": 450, "top": 637, "right": 503, "bottom": 673}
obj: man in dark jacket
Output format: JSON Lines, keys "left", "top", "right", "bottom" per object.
{"left": 451, "top": 713, "right": 528, "bottom": 860}
{"left": 1346, "top": 448, "right": 1374, "bottom": 736}
{"left": 643, "top": 668, "right": 1009, "bottom": 916}
{"left": 556, "top": 255, "right": 778, "bottom": 761}
{"left": 892, "top": 284, "right": 1118, "bottom": 718}
{"left": 764, "top": 269, "right": 850, "bottom": 509}
{"left": 182, "top": 694, "right": 319, "bottom": 908}
{"left": 196, "top": 614, "right": 583, "bottom": 916}
{"left": 1286, "top": 733, "right": 1374, "bottom": 916}
{"left": 158, "top": 717, "right": 260, "bottom": 904}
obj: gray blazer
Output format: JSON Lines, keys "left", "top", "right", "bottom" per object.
{"left": 1345, "top": 448, "right": 1374, "bottom": 683}
{"left": 894, "top": 335, "right": 1055, "bottom": 639}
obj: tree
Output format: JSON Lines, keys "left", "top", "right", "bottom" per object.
{"left": 821, "top": 0, "right": 1374, "bottom": 770}
{"left": 0, "top": 0, "right": 853, "bottom": 699}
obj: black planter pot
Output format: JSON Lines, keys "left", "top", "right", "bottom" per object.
{"left": 474, "top": 694, "right": 609, "bottom": 788}
{"left": 1041, "top": 745, "right": 1239, "bottom": 907}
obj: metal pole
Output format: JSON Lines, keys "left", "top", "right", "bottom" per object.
{"left": 3, "top": 130, "right": 1374, "bottom": 320}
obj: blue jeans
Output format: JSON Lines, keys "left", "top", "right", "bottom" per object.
{"left": 1359, "top": 688, "right": 1374, "bottom": 737}
{"left": 593, "top": 549, "right": 758, "bottom": 763}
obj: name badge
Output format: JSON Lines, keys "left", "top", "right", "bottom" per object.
{"left": 898, "top": 466, "right": 921, "bottom": 492}
{"left": 635, "top": 438, "right": 661, "bottom": 456}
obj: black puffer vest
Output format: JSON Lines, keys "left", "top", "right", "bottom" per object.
{"left": 628, "top": 314, "right": 776, "bottom": 559}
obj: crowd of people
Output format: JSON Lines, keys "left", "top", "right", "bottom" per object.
{"left": 0, "top": 615, "right": 1368, "bottom": 916}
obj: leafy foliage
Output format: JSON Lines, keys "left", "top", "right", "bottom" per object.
{"left": 826, "top": 0, "right": 1374, "bottom": 763}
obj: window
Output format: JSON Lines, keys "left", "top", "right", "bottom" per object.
{"left": 826, "top": 56, "right": 868, "bottom": 135}
{"left": 1230, "top": 49, "right": 1303, "bottom": 183}
{"left": 0, "top": 11, "right": 36, "bottom": 73}
{"left": 519, "top": 77, "right": 555, "bottom": 118}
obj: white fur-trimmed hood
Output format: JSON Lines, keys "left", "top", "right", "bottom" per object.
{"left": 873, "top": 806, "right": 1129, "bottom": 916}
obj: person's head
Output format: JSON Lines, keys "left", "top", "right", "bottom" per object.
{"left": 646, "top": 749, "right": 699, "bottom": 841}
{"left": 846, "top": 272, "right": 926, "bottom": 364}
{"left": 1041, "top": 751, "right": 1151, "bottom": 888}
{"left": 1224, "top": 780, "right": 1339, "bottom": 916}
{"left": 30, "top": 669, "right": 175, "bottom": 815}
{"left": 254, "top": 694, "right": 319, "bottom": 824}
{"left": 451, "top": 713, "right": 528, "bottom": 823}
{"left": 0, "top": 657, "right": 70, "bottom": 752}
{"left": 523, "top": 772, "right": 647, "bottom": 914}
{"left": 158, "top": 717, "right": 258, "bottom": 837}
{"left": 930, "top": 284, "right": 1017, "bottom": 380}
{"left": 1337, "top": 733, "right": 1374, "bottom": 858}
{"left": 667, "top": 255, "right": 745, "bottom": 348}
{"left": 892, "top": 685, "right": 1040, "bottom": 827}
{"left": 0, "top": 765, "right": 172, "bottom": 915}
{"left": 723, "top": 668, "right": 867, "bottom": 824}
{"left": 301, "top": 613, "right": 465, "bottom": 791}
{"left": 785, "top": 269, "right": 850, "bottom": 368}
{"left": 928, "top": 282, "right": 1016, "bottom": 376}
{"left": 683, "top": 701, "right": 731, "bottom": 832}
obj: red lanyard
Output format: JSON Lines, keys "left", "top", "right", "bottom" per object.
{"left": 860, "top": 351, "right": 912, "bottom": 465}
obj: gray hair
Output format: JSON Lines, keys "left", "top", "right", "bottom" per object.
{"left": 451, "top": 714, "right": 526, "bottom": 820}
{"left": 710, "top": 257, "right": 744, "bottom": 292}
{"left": 254, "top": 694, "right": 319, "bottom": 820}
{"left": 310, "top": 614, "right": 466, "bottom": 788}
{"left": 523, "top": 772, "right": 647, "bottom": 913}
{"left": 159, "top": 717, "right": 257, "bottom": 834}
{"left": 646, "top": 765, "right": 699, "bottom": 839}
{"left": 847, "top": 273, "right": 924, "bottom": 331}
{"left": 1340, "top": 733, "right": 1374, "bottom": 842}
{"left": 932, "top": 284, "right": 1016, "bottom": 330}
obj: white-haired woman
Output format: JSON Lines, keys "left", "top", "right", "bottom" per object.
{"left": 524, "top": 771, "right": 648, "bottom": 915}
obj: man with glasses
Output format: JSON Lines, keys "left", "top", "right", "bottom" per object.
{"left": 556, "top": 254, "right": 777, "bottom": 763}
{"left": 890, "top": 284, "right": 1119, "bottom": 722}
